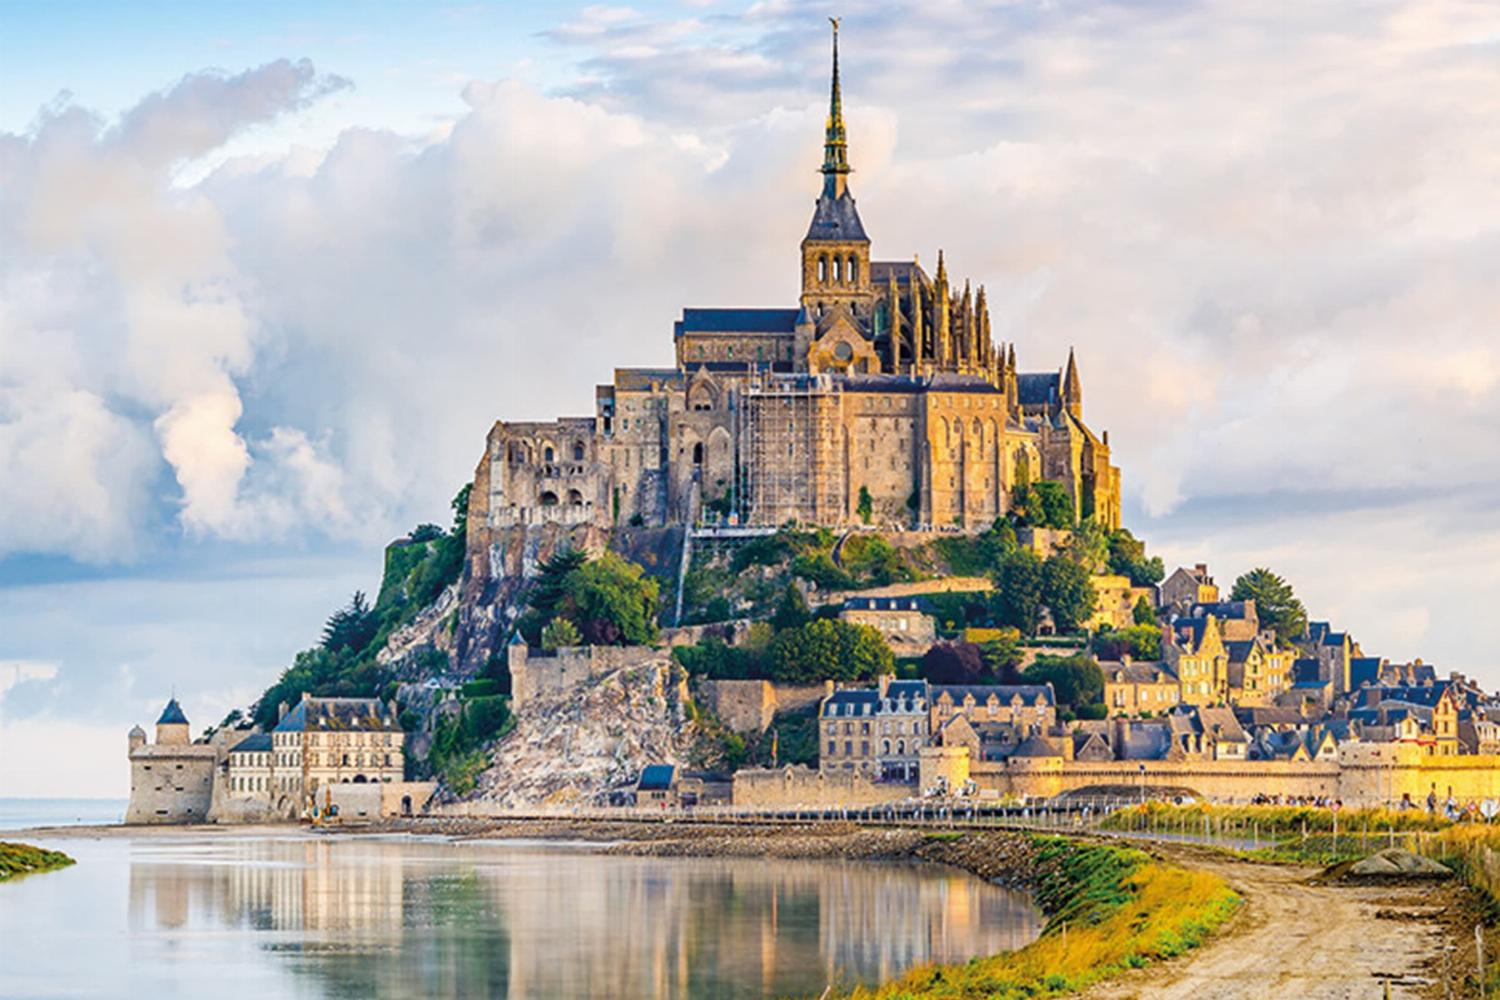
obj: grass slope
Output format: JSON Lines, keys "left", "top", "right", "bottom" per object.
{"left": 847, "top": 836, "right": 1240, "bottom": 1000}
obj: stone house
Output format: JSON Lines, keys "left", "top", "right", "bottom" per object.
{"left": 1100, "top": 658, "right": 1180, "bottom": 717}
{"left": 1166, "top": 615, "right": 1229, "bottom": 706}
{"left": 929, "top": 684, "right": 1056, "bottom": 734}
{"left": 264, "top": 694, "right": 407, "bottom": 817}
{"left": 818, "top": 676, "right": 931, "bottom": 782}
{"left": 839, "top": 596, "right": 936, "bottom": 652}
{"left": 1225, "top": 636, "right": 1292, "bottom": 706}
{"left": 1159, "top": 564, "right": 1218, "bottom": 611}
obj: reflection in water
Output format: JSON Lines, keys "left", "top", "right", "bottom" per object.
{"left": 8, "top": 835, "right": 1040, "bottom": 1000}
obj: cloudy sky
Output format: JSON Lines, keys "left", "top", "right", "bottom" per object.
{"left": 3, "top": 0, "right": 1500, "bottom": 798}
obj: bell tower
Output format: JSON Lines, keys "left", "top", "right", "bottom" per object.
{"left": 800, "top": 18, "right": 873, "bottom": 320}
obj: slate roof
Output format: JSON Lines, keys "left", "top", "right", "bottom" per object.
{"left": 843, "top": 596, "right": 927, "bottom": 612}
{"left": 1350, "top": 657, "right": 1384, "bottom": 689}
{"left": 884, "top": 680, "right": 929, "bottom": 702}
{"left": 674, "top": 308, "right": 800, "bottom": 339}
{"left": 805, "top": 192, "right": 869, "bottom": 242}
{"left": 157, "top": 698, "right": 189, "bottom": 726}
{"left": 933, "top": 684, "right": 1056, "bottom": 707}
{"left": 1292, "top": 658, "right": 1323, "bottom": 684}
{"left": 1015, "top": 372, "right": 1060, "bottom": 406}
{"left": 638, "top": 764, "right": 677, "bottom": 791}
{"left": 823, "top": 689, "right": 880, "bottom": 717}
{"left": 273, "top": 696, "right": 400, "bottom": 733}
{"left": 1101, "top": 660, "right": 1176, "bottom": 684}
{"left": 1225, "top": 640, "right": 1257, "bottom": 663}
{"left": 1191, "top": 600, "right": 1255, "bottom": 621}
{"left": 1011, "top": 733, "right": 1062, "bottom": 758}
{"left": 229, "top": 733, "right": 272, "bottom": 754}
{"left": 870, "top": 260, "right": 929, "bottom": 286}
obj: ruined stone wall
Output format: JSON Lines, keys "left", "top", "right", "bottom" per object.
{"left": 697, "top": 680, "right": 833, "bottom": 734}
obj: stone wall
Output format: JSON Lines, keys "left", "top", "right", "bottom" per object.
{"left": 697, "top": 680, "right": 834, "bottom": 734}
{"left": 125, "top": 745, "right": 218, "bottom": 824}
{"left": 508, "top": 644, "right": 662, "bottom": 711}
{"left": 731, "top": 765, "right": 909, "bottom": 807}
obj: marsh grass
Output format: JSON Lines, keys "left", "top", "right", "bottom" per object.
{"left": 0, "top": 841, "right": 75, "bottom": 881}
{"left": 843, "top": 836, "right": 1240, "bottom": 999}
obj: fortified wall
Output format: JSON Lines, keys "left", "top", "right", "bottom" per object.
{"left": 916, "top": 742, "right": 1500, "bottom": 807}
{"left": 507, "top": 643, "right": 666, "bottom": 711}
{"left": 732, "top": 765, "right": 909, "bottom": 808}
{"left": 696, "top": 679, "right": 834, "bottom": 733}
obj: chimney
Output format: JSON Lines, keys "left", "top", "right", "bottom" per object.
{"left": 278, "top": 701, "right": 289, "bottom": 722}
{"left": 878, "top": 673, "right": 893, "bottom": 697}
{"left": 1194, "top": 563, "right": 1208, "bottom": 577}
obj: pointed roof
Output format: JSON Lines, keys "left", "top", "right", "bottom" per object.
{"left": 1062, "top": 347, "right": 1081, "bottom": 401}
{"left": 804, "top": 19, "right": 868, "bottom": 243}
{"left": 156, "top": 698, "right": 188, "bottom": 726}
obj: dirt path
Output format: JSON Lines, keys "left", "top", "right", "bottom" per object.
{"left": 1081, "top": 844, "right": 1458, "bottom": 1000}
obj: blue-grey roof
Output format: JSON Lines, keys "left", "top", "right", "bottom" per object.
{"left": 1292, "top": 658, "right": 1322, "bottom": 684}
{"left": 843, "top": 596, "right": 926, "bottom": 612}
{"left": 804, "top": 191, "right": 869, "bottom": 242}
{"left": 157, "top": 699, "right": 188, "bottom": 725}
{"left": 933, "top": 684, "right": 1056, "bottom": 707}
{"left": 1350, "top": 657, "right": 1383, "bottom": 689}
{"left": 230, "top": 733, "right": 272, "bottom": 754}
{"left": 637, "top": 764, "right": 676, "bottom": 791}
{"left": 823, "top": 689, "right": 880, "bottom": 716}
{"left": 1015, "top": 372, "right": 1059, "bottom": 406}
{"left": 273, "top": 696, "right": 399, "bottom": 733}
{"left": 674, "top": 308, "right": 799, "bottom": 339}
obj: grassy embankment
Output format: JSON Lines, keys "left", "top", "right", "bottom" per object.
{"left": 846, "top": 834, "right": 1240, "bottom": 1000}
{"left": 0, "top": 842, "right": 75, "bottom": 881}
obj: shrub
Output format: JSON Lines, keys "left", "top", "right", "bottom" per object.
{"left": 768, "top": 619, "right": 893, "bottom": 684}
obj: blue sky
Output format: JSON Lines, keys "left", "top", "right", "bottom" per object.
{"left": 4, "top": 0, "right": 1500, "bottom": 796}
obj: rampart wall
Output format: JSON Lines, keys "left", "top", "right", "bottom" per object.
{"left": 731, "top": 765, "right": 909, "bottom": 807}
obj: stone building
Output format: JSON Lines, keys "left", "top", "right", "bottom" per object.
{"left": 466, "top": 24, "right": 1121, "bottom": 554}
{"left": 838, "top": 596, "right": 936, "bottom": 652}
{"left": 818, "top": 676, "right": 931, "bottom": 781}
{"left": 125, "top": 699, "right": 217, "bottom": 824}
{"left": 263, "top": 694, "right": 407, "bottom": 817}
{"left": 1101, "top": 659, "right": 1181, "bottom": 717}
{"left": 1159, "top": 564, "right": 1218, "bottom": 611}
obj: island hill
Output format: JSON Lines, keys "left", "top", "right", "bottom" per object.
{"left": 130, "top": 31, "right": 1500, "bottom": 824}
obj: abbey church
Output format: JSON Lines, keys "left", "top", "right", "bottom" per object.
{"left": 473, "top": 25, "right": 1120, "bottom": 537}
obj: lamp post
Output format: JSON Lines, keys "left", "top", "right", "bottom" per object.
{"left": 1138, "top": 763, "right": 1147, "bottom": 806}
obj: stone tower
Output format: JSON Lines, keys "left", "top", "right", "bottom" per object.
{"left": 799, "top": 18, "right": 874, "bottom": 320}
{"left": 156, "top": 698, "right": 190, "bottom": 746}
{"left": 128, "top": 724, "right": 146, "bottom": 753}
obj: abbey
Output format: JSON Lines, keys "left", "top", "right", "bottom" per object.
{"left": 474, "top": 25, "right": 1120, "bottom": 537}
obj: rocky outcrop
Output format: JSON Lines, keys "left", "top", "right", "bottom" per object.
{"left": 468, "top": 653, "right": 699, "bottom": 808}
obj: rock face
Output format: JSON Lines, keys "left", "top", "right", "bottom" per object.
{"left": 469, "top": 652, "right": 700, "bottom": 808}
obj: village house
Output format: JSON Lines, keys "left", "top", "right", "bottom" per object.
{"left": 1100, "top": 658, "right": 1180, "bottom": 717}
{"left": 930, "top": 683, "right": 1057, "bottom": 734}
{"left": 1086, "top": 574, "right": 1157, "bottom": 631}
{"left": 839, "top": 596, "right": 936, "bottom": 651}
{"left": 819, "top": 677, "right": 932, "bottom": 781}
{"left": 1166, "top": 615, "right": 1229, "bottom": 706}
{"left": 1159, "top": 564, "right": 1218, "bottom": 611}
{"left": 1225, "top": 636, "right": 1292, "bottom": 706}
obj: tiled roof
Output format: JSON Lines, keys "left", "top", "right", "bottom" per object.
{"left": 1015, "top": 372, "right": 1059, "bottom": 406}
{"left": 805, "top": 191, "right": 869, "bottom": 242}
{"left": 230, "top": 733, "right": 272, "bottom": 754}
{"left": 933, "top": 684, "right": 1056, "bottom": 707}
{"left": 273, "top": 696, "right": 400, "bottom": 733}
{"left": 823, "top": 690, "right": 879, "bottom": 716}
{"left": 637, "top": 764, "right": 677, "bottom": 791}
{"left": 674, "top": 308, "right": 800, "bottom": 339}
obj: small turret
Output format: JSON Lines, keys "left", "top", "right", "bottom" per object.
{"left": 128, "top": 724, "right": 147, "bottom": 753}
{"left": 156, "top": 698, "right": 190, "bottom": 747}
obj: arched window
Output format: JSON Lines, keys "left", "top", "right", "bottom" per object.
{"left": 881, "top": 739, "right": 891, "bottom": 755}
{"left": 692, "top": 442, "right": 704, "bottom": 465}
{"left": 567, "top": 489, "right": 584, "bottom": 506}
{"left": 543, "top": 446, "right": 554, "bottom": 463}
{"left": 818, "top": 256, "right": 827, "bottom": 283}
{"left": 573, "top": 441, "right": 585, "bottom": 461}
{"left": 897, "top": 738, "right": 906, "bottom": 755}
{"left": 539, "top": 491, "right": 559, "bottom": 506}
{"left": 848, "top": 256, "right": 858, "bottom": 284}
{"left": 832, "top": 257, "right": 842, "bottom": 283}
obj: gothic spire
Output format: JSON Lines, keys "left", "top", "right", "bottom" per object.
{"left": 821, "top": 17, "right": 850, "bottom": 198}
{"left": 1062, "top": 346, "right": 1082, "bottom": 418}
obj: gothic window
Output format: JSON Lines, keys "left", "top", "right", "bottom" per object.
{"left": 540, "top": 491, "right": 559, "bottom": 506}
{"left": 848, "top": 256, "right": 858, "bottom": 284}
{"left": 818, "top": 256, "right": 828, "bottom": 283}
{"left": 573, "top": 441, "right": 585, "bottom": 461}
{"left": 567, "top": 489, "right": 584, "bottom": 506}
{"left": 832, "top": 257, "right": 842, "bottom": 283}
{"left": 692, "top": 442, "right": 704, "bottom": 465}
{"left": 543, "top": 446, "right": 554, "bottom": 463}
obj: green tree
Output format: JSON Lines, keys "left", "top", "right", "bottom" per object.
{"left": 1230, "top": 567, "right": 1308, "bottom": 643}
{"left": 1132, "top": 596, "right": 1157, "bottom": 626}
{"left": 770, "top": 582, "right": 811, "bottom": 632}
{"left": 1092, "top": 624, "right": 1163, "bottom": 661}
{"left": 1040, "top": 556, "right": 1097, "bottom": 632}
{"left": 856, "top": 485, "right": 874, "bottom": 525}
{"left": 1107, "top": 528, "right": 1165, "bottom": 587}
{"left": 767, "top": 619, "right": 893, "bottom": 684}
{"left": 563, "top": 553, "right": 661, "bottom": 645}
{"left": 322, "top": 591, "right": 379, "bottom": 654}
{"left": 540, "top": 616, "right": 582, "bottom": 651}
{"left": 1061, "top": 518, "right": 1109, "bottom": 573}
{"left": 1023, "top": 653, "right": 1104, "bottom": 708}
{"left": 977, "top": 631, "right": 1024, "bottom": 681}
{"left": 994, "top": 549, "right": 1044, "bottom": 634}
{"left": 1032, "top": 480, "right": 1076, "bottom": 529}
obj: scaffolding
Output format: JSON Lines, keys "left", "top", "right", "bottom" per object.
{"left": 737, "top": 372, "right": 845, "bottom": 527}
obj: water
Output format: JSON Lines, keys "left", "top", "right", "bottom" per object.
{"left": 0, "top": 833, "right": 1041, "bottom": 1000}
{"left": 0, "top": 797, "right": 127, "bottom": 829}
